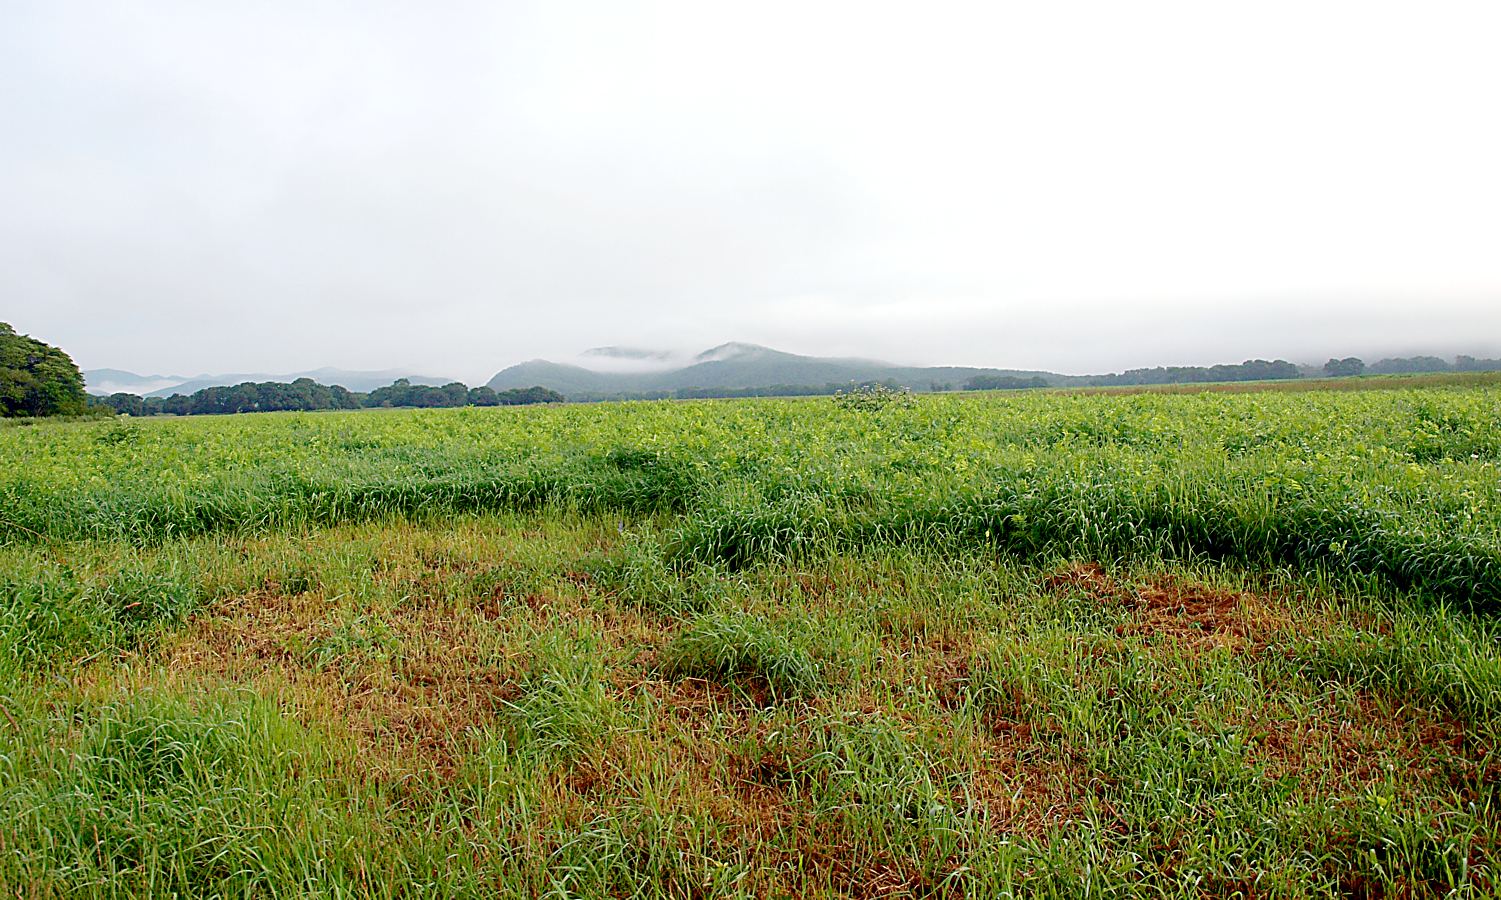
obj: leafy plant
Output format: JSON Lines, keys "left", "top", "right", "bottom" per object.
{"left": 833, "top": 382, "right": 917, "bottom": 412}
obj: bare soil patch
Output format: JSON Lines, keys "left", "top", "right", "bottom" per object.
{"left": 1046, "top": 563, "right": 1294, "bottom": 652}
{"left": 158, "top": 589, "right": 520, "bottom": 775}
{"left": 1247, "top": 692, "right": 1493, "bottom": 803}
{"left": 968, "top": 727, "right": 1098, "bottom": 839}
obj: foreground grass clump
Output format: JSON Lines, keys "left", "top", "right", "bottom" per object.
{"left": 0, "top": 690, "right": 399, "bottom": 896}
{"left": 1, "top": 385, "right": 1499, "bottom": 896}
{"left": 661, "top": 609, "right": 821, "bottom": 700}
{"left": 503, "top": 625, "right": 616, "bottom": 758}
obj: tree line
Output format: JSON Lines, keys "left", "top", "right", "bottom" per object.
{"left": 363, "top": 379, "right": 563, "bottom": 409}
{"left": 962, "top": 375, "right": 1051, "bottom": 391}
{"left": 968, "top": 355, "right": 1501, "bottom": 392}
{"left": 1083, "top": 358, "right": 1303, "bottom": 388}
{"left": 567, "top": 379, "right": 923, "bottom": 402}
{"left": 91, "top": 356, "right": 1501, "bottom": 412}
{"left": 1367, "top": 355, "right": 1501, "bottom": 375}
{"left": 99, "top": 378, "right": 563, "bottom": 416}
{"left": 960, "top": 360, "right": 1306, "bottom": 391}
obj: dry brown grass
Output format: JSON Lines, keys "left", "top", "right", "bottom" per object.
{"left": 1046, "top": 562, "right": 1325, "bottom": 654}
{"left": 155, "top": 589, "right": 517, "bottom": 774}
{"left": 1244, "top": 691, "right": 1494, "bottom": 807}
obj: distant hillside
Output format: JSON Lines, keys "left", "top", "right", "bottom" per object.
{"left": 82, "top": 369, "right": 189, "bottom": 396}
{"left": 85, "top": 367, "right": 454, "bottom": 397}
{"left": 488, "top": 342, "right": 1056, "bottom": 398}
{"left": 483, "top": 360, "right": 630, "bottom": 397}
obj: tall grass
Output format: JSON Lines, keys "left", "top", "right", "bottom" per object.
{"left": 4, "top": 389, "right": 1497, "bottom": 605}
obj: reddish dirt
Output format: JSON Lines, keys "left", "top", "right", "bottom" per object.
{"left": 158, "top": 589, "right": 521, "bottom": 775}
{"left": 1246, "top": 692, "right": 1492, "bottom": 800}
{"left": 1044, "top": 561, "right": 1115, "bottom": 596}
{"left": 1119, "top": 578, "right": 1255, "bottom": 650}
{"left": 1046, "top": 563, "right": 1288, "bottom": 653}
{"left": 968, "top": 728, "right": 1098, "bottom": 839}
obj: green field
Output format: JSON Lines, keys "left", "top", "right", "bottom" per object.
{"left": 2, "top": 388, "right": 1499, "bottom": 897}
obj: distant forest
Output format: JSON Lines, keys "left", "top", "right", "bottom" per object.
{"left": 563, "top": 355, "right": 1501, "bottom": 402}
{"left": 1085, "top": 358, "right": 1302, "bottom": 387}
{"left": 98, "top": 378, "right": 563, "bottom": 417}
{"left": 1025, "top": 355, "right": 1501, "bottom": 389}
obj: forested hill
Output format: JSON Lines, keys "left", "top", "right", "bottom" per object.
{"left": 487, "top": 343, "right": 1059, "bottom": 399}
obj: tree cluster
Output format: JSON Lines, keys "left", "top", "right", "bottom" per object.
{"left": 99, "top": 377, "right": 564, "bottom": 417}
{"left": 1322, "top": 357, "right": 1366, "bottom": 377}
{"left": 1367, "top": 356, "right": 1448, "bottom": 375}
{"left": 1315, "top": 356, "right": 1501, "bottom": 377}
{"left": 1455, "top": 355, "right": 1501, "bottom": 372}
{"left": 963, "top": 375, "right": 1049, "bottom": 391}
{"left": 0, "top": 322, "right": 94, "bottom": 418}
{"left": 363, "top": 379, "right": 563, "bottom": 408}
{"left": 103, "top": 378, "right": 362, "bottom": 416}
{"left": 1090, "top": 359, "right": 1301, "bottom": 387}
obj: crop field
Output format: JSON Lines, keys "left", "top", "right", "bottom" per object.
{"left": 2, "top": 387, "right": 1500, "bottom": 898}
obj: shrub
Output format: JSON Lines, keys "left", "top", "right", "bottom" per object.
{"left": 833, "top": 383, "right": 917, "bottom": 412}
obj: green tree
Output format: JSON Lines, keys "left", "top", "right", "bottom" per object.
{"left": 1369, "top": 356, "right": 1449, "bottom": 374}
{"left": 104, "top": 392, "right": 146, "bottom": 416}
{"left": 468, "top": 386, "right": 500, "bottom": 406}
{"left": 963, "top": 374, "right": 1049, "bottom": 391}
{"left": 495, "top": 386, "right": 565, "bottom": 405}
{"left": 1455, "top": 355, "right": 1501, "bottom": 372}
{"left": 0, "top": 322, "right": 91, "bottom": 417}
{"left": 1323, "top": 357, "right": 1366, "bottom": 378}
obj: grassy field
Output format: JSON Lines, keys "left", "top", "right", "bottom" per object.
{"left": 2, "top": 387, "right": 1499, "bottom": 897}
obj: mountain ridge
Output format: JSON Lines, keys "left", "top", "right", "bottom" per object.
{"left": 487, "top": 343, "right": 1055, "bottom": 398}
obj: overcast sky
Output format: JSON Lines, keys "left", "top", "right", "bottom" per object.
{"left": 4, "top": 1, "right": 1499, "bottom": 382}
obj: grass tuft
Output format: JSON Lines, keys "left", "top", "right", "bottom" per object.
{"left": 504, "top": 627, "right": 614, "bottom": 758}
{"left": 660, "top": 610, "right": 820, "bottom": 700}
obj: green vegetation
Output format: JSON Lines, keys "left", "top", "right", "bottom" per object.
{"left": 105, "top": 377, "right": 364, "bottom": 416}
{"left": 1325, "top": 357, "right": 1367, "bottom": 378}
{"left": 963, "top": 374, "right": 1050, "bottom": 390}
{"left": 2, "top": 385, "right": 1499, "bottom": 896}
{"left": 0, "top": 322, "right": 92, "bottom": 418}
{"left": 363, "top": 379, "right": 563, "bottom": 409}
{"left": 831, "top": 382, "right": 918, "bottom": 411}
{"left": 8, "top": 388, "right": 1499, "bottom": 605}
{"left": 87, "top": 351, "right": 1501, "bottom": 413}
{"left": 97, "top": 377, "right": 565, "bottom": 416}
{"left": 1093, "top": 358, "right": 1303, "bottom": 386}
